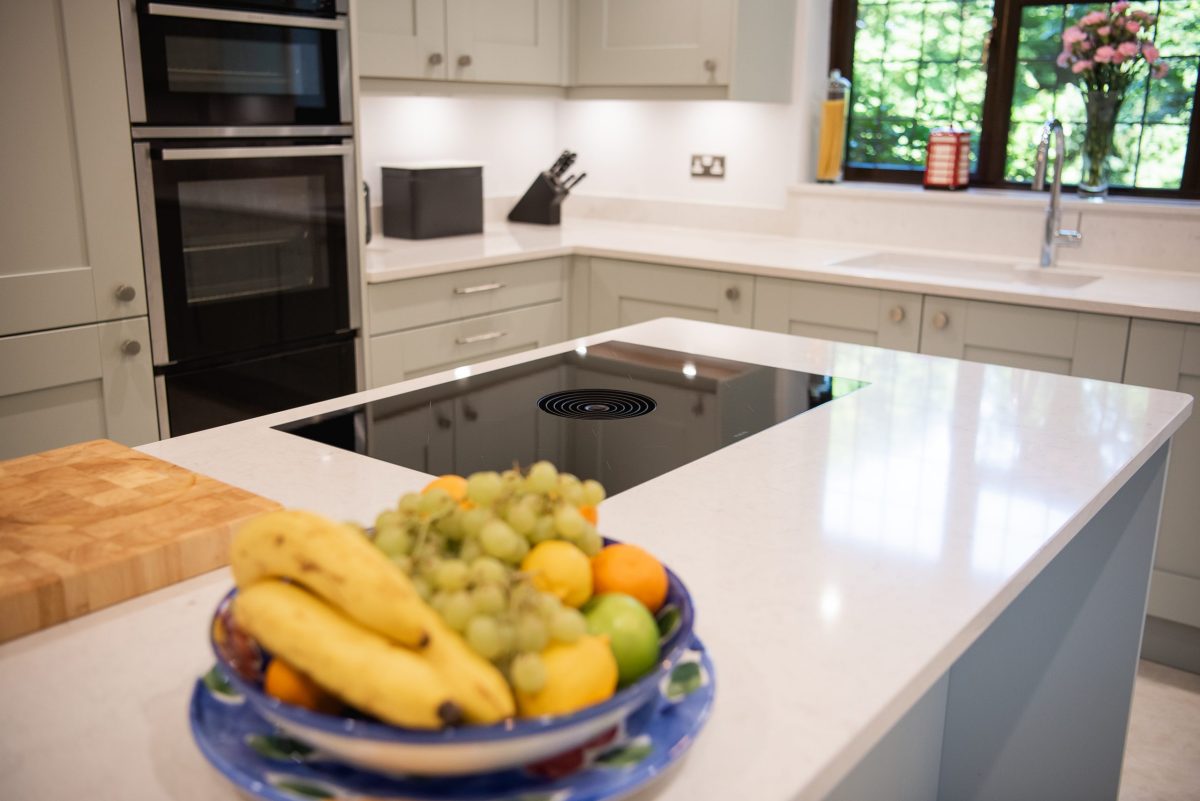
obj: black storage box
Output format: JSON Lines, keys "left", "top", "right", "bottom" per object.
{"left": 381, "top": 162, "right": 483, "bottom": 239}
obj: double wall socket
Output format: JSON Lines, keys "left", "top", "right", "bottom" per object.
{"left": 691, "top": 154, "right": 726, "bottom": 178}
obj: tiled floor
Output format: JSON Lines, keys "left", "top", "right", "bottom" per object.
{"left": 1120, "top": 660, "right": 1200, "bottom": 800}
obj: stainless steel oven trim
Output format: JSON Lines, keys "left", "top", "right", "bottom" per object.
{"left": 146, "top": 3, "right": 345, "bottom": 30}
{"left": 131, "top": 125, "right": 353, "bottom": 139}
{"left": 337, "top": 21, "right": 352, "bottom": 123}
{"left": 133, "top": 142, "right": 172, "bottom": 367}
{"left": 160, "top": 143, "right": 353, "bottom": 160}
{"left": 342, "top": 141, "right": 362, "bottom": 332}
{"left": 120, "top": 0, "right": 148, "bottom": 123}
{"left": 154, "top": 375, "right": 172, "bottom": 439}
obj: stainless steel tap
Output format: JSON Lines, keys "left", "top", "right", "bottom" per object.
{"left": 1032, "top": 119, "right": 1083, "bottom": 267}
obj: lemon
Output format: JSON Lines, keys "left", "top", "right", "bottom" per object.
{"left": 521, "top": 541, "right": 593, "bottom": 608}
{"left": 515, "top": 635, "right": 618, "bottom": 717}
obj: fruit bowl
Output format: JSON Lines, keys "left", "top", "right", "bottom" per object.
{"left": 210, "top": 564, "right": 694, "bottom": 778}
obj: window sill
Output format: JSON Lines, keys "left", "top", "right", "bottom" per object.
{"left": 787, "top": 181, "right": 1200, "bottom": 219}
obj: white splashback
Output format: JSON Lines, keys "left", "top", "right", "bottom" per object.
{"left": 359, "top": 94, "right": 559, "bottom": 201}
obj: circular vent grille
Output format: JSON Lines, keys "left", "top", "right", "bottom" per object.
{"left": 537, "top": 389, "right": 656, "bottom": 420}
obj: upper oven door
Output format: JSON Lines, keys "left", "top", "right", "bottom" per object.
{"left": 122, "top": 1, "right": 350, "bottom": 127}
{"left": 135, "top": 139, "right": 360, "bottom": 365}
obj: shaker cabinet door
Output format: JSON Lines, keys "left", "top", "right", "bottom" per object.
{"left": 357, "top": 0, "right": 447, "bottom": 80}
{"left": 574, "top": 0, "right": 732, "bottom": 86}
{"left": 0, "top": 319, "right": 158, "bottom": 460}
{"left": 918, "top": 296, "right": 1129, "bottom": 382}
{"left": 754, "top": 278, "right": 922, "bottom": 352}
{"left": 587, "top": 259, "right": 753, "bottom": 333}
{"left": 445, "top": 0, "right": 563, "bottom": 85}
{"left": 1124, "top": 320, "right": 1200, "bottom": 630}
{"left": 0, "top": 0, "right": 145, "bottom": 337}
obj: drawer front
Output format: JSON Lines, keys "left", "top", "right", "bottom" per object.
{"left": 369, "top": 258, "right": 566, "bottom": 336}
{"left": 754, "top": 277, "right": 922, "bottom": 352}
{"left": 370, "top": 301, "right": 565, "bottom": 386}
{"left": 588, "top": 258, "right": 754, "bottom": 332}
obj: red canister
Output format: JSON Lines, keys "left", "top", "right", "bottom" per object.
{"left": 924, "top": 129, "right": 971, "bottom": 190}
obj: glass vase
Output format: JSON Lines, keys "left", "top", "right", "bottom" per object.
{"left": 1079, "top": 90, "right": 1122, "bottom": 199}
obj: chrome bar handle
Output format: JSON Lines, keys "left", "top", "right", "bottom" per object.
{"left": 453, "top": 282, "right": 505, "bottom": 295}
{"left": 456, "top": 331, "right": 507, "bottom": 345}
{"left": 146, "top": 3, "right": 346, "bottom": 30}
{"left": 161, "top": 144, "right": 353, "bottom": 161}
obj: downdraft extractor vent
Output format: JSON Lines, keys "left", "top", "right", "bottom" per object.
{"left": 538, "top": 389, "right": 656, "bottom": 420}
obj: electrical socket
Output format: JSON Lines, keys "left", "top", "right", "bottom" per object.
{"left": 690, "top": 154, "right": 726, "bottom": 179}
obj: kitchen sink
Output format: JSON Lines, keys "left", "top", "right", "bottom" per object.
{"left": 835, "top": 252, "right": 1101, "bottom": 288}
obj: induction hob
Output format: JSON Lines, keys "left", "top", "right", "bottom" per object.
{"left": 276, "top": 341, "right": 867, "bottom": 496}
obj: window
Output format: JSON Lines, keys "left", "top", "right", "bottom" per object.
{"left": 830, "top": 0, "right": 1200, "bottom": 197}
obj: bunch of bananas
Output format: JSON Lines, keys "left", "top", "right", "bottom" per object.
{"left": 230, "top": 509, "right": 515, "bottom": 728}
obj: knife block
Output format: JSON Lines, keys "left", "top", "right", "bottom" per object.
{"left": 508, "top": 171, "right": 566, "bottom": 225}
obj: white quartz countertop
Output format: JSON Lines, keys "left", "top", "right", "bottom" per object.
{"left": 0, "top": 319, "right": 1192, "bottom": 801}
{"left": 365, "top": 219, "right": 1200, "bottom": 324}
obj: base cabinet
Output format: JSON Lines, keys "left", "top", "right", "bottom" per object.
{"left": 919, "top": 296, "right": 1129, "bottom": 382}
{"left": 1124, "top": 320, "right": 1200, "bottom": 631}
{"left": 0, "top": 319, "right": 158, "bottom": 459}
{"left": 754, "top": 277, "right": 922, "bottom": 352}
{"left": 586, "top": 258, "right": 753, "bottom": 333}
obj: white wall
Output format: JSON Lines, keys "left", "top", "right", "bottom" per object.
{"left": 359, "top": 94, "right": 560, "bottom": 201}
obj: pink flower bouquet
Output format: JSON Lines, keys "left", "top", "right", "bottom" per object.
{"left": 1055, "top": 3, "right": 1170, "bottom": 196}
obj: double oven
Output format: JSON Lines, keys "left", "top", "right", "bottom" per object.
{"left": 121, "top": 0, "right": 361, "bottom": 437}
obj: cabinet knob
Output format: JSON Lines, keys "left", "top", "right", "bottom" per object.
{"left": 889, "top": 305, "right": 906, "bottom": 323}
{"left": 703, "top": 58, "right": 717, "bottom": 72}
{"left": 428, "top": 52, "right": 444, "bottom": 66}
{"left": 457, "top": 54, "right": 472, "bottom": 68}
{"left": 725, "top": 286, "right": 741, "bottom": 301}
{"left": 120, "top": 339, "right": 142, "bottom": 356}
{"left": 115, "top": 284, "right": 137, "bottom": 302}
{"left": 932, "top": 311, "right": 949, "bottom": 330}
{"left": 436, "top": 415, "right": 451, "bottom": 430}
{"left": 463, "top": 405, "right": 478, "bottom": 422}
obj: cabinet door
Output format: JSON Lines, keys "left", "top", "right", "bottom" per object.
{"left": 918, "top": 297, "right": 1129, "bottom": 382}
{"left": 574, "top": 0, "right": 732, "bottom": 86}
{"left": 0, "top": 319, "right": 158, "bottom": 460}
{"left": 0, "top": 0, "right": 145, "bottom": 337}
{"left": 1124, "top": 320, "right": 1200, "bottom": 630}
{"left": 587, "top": 259, "right": 753, "bottom": 333}
{"left": 446, "top": 0, "right": 562, "bottom": 85}
{"left": 357, "top": 0, "right": 447, "bottom": 79}
{"left": 754, "top": 278, "right": 922, "bottom": 352}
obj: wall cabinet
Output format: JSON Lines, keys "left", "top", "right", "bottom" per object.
{"left": 0, "top": 0, "right": 145, "bottom": 337}
{"left": 571, "top": 0, "right": 795, "bottom": 100}
{"left": 754, "top": 278, "right": 923, "bottom": 352}
{"left": 918, "top": 296, "right": 1129, "bottom": 382}
{"left": 358, "top": 0, "right": 563, "bottom": 85}
{"left": 586, "top": 258, "right": 754, "bottom": 332}
{"left": 1124, "top": 320, "right": 1200, "bottom": 631}
{"left": 0, "top": 320, "right": 158, "bottom": 460}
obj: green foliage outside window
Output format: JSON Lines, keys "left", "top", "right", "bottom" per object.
{"left": 844, "top": 0, "right": 1198, "bottom": 191}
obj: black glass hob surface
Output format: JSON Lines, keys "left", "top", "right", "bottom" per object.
{"left": 275, "top": 342, "right": 867, "bottom": 496}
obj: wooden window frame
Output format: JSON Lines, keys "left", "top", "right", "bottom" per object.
{"left": 829, "top": 0, "right": 1200, "bottom": 198}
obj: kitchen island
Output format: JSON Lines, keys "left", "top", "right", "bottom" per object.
{"left": 0, "top": 318, "right": 1192, "bottom": 800}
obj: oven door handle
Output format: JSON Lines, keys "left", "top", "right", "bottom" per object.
{"left": 160, "top": 144, "right": 353, "bottom": 161}
{"left": 146, "top": 3, "right": 346, "bottom": 30}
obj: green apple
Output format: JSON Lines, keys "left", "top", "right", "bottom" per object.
{"left": 582, "top": 593, "right": 660, "bottom": 686}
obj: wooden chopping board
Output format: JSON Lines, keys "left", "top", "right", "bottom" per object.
{"left": 0, "top": 439, "right": 280, "bottom": 644}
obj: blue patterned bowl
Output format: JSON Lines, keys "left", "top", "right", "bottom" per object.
{"left": 210, "top": 566, "right": 694, "bottom": 777}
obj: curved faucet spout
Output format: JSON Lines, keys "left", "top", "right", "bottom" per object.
{"left": 1032, "top": 119, "right": 1081, "bottom": 267}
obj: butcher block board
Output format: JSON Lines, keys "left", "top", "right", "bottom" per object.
{"left": 0, "top": 439, "right": 281, "bottom": 644}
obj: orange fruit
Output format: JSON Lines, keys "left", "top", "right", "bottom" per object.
{"left": 579, "top": 505, "right": 598, "bottom": 526}
{"left": 591, "top": 543, "right": 668, "bottom": 613}
{"left": 422, "top": 474, "right": 468, "bottom": 503}
{"left": 263, "top": 658, "right": 339, "bottom": 713}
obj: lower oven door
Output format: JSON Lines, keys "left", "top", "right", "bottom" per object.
{"left": 157, "top": 332, "right": 357, "bottom": 437}
{"left": 136, "top": 138, "right": 360, "bottom": 366}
